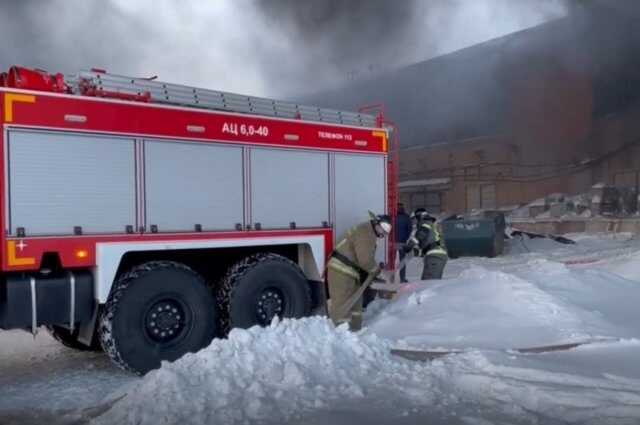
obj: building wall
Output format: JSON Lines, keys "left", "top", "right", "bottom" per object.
{"left": 400, "top": 101, "right": 640, "bottom": 214}
{"left": 505, "top": 53, "right": 594, "bottom": 164}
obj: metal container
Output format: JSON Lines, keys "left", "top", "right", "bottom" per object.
{"left": 441, "top": 211, "right": 506, "bottom": 258}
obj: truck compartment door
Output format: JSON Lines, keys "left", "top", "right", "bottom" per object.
{"left": 144, "top": 140, "right": 244, "bottom": 232}
{"left": 250, "top": 148, "right": 329, "bottom": 229}
{"left": 334, "top": 153, "right": 387, "bottom": 260}
{"left": 7, "top": 130, "right": 136, "bottom": 236}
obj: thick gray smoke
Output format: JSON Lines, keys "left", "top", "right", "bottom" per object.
{"left": 0, "top": 1, "right": 148, "bottom": 79}
{"left": 256, "top": 0, "right": 569, "bottom": 94}
{"left": 256, "top": 0, "right": 419, "bottom": 74}
{"left": 0, "top": 0, "right": 568, "bottom": 97}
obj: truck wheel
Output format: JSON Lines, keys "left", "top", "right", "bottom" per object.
{"left": 47, "top": 325, "right": 102, "bottom": 352}
{"left": 98, "top": 261, "right": 218, "bottom": 375}
{"left": 217, "top": 253, "right": 311, "bottom": 333}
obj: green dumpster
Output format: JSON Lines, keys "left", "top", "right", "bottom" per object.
{"left": 441, "top": 211, "right": 506, "bottom": 258}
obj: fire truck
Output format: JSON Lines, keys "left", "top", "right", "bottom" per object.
{"left": 0, "top": 66, "right": 397, "bottom": 374}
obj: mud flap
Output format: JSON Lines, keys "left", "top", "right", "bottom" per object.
{"left": 308, "top": 279, "right": 328, "bottom": 316}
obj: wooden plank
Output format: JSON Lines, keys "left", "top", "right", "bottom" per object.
{"left": 370, "top": 282, "right": 404, "bottom": 292}
{"left": 390, "top": 349, "right": 457, "bottom": 362}
{"left": 514, "top": 342, "right": 585, "bottom": 354}
{"left": 390, "top": 338, "right": 616, "bottom": 362}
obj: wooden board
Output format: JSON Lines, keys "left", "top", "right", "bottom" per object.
{"left": 390, "top": 338, "right": 616, "bottom": 362}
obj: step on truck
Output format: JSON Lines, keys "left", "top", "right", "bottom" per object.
{"left": 0, "top": 66, "right": 397, "bottom": 374}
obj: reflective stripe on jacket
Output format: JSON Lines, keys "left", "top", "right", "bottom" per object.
{"left": 417, "top": 222, "right": 448, "bottom": 258}
{"left": 328, "top": 221, "right": 378, "bottom": 279}
{"left": 327, "top": 256, "right": 361, "bottom": 279}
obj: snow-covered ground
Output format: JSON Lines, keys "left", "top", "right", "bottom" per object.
{"left": 2, "top": 233, "right": 640, "bottom": 424}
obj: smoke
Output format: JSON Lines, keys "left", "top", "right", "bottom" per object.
{"left": 0, "top": 1, "right": 275, "bottom": 94}
{"left": 0, "top": 0, "right": 568, "bottom": 97}
{"left": 256, "top": 0, "right": 569, "bottom": 92}
{"left": 255, "top": 1, "right": 419, "bottom": 75}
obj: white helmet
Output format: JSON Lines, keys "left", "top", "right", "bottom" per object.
{"left": 369, "top": 211, "right": 392, "bottom": 237}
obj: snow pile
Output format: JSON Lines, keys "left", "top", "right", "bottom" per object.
{"left": 95, "top": 315, "right": 640, "bottom": 425}
{"left": 440, "top": 343, "right": 640, "bottom": 425}
{"left": 94, "top": 245, "right": 640, "bottom": 425}
{"left": 366, "top": 262, "right": 640, "bottom": 350}
{"left": 0, "top": 234, "right": 634, "bottom": 424}
{"left": 94, "top": 317, "right": 436, "bottom": 425}
{"left": 503, "top": 232, "right": 637, "bottom": 260}
{"left": 601, "top": 249, "right": 640, "bottom": 282}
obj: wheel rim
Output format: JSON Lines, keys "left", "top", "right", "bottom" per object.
{"left": 144, "top": 298, "right": 189, "bottom": 345}
{"left": 255, "top": 287, "right": 286, "bottom": 325}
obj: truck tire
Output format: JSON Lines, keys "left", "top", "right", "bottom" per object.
{"left": 47, "top": 325, "right": 102, "bottom": 352}
{"left": 98, "top": 261, "right": 218, "bottom": 375}
{"left": 217, "top": 253, "right": 311, "bottom": 333}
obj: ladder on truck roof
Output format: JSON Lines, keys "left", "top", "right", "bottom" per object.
{"left": 65, "top": 70, "right": 378, "bottom": 128}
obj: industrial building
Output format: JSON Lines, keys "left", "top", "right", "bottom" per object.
{"left": 300, "top": 1, "right": 640, "bottom": 216}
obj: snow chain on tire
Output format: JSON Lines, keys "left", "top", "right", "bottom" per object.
{"left": 98, "top": 261, "right": 207, "bottom": 374}
{"left": 47, "top": 325, "right": 102, "bottom": 352}
{"left": 216, "top": 253, "right": 311, "bottom": 334}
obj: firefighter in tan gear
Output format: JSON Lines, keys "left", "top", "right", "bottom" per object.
{"left": 405, "top": 209, "right": 448, "bottom": 280}
{"left": 327, "top": 212, "right": 392, "bottom": 330}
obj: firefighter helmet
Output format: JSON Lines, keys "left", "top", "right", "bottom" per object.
{"left": 412, "top": 208, "right": 436, "bottom": 222}
{"left": 369, "top": 211, "right": 392, "bottom": 237}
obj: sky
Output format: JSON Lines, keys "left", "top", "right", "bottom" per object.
{"left": 0, "top": 0, "right": 568, "bottom": 97}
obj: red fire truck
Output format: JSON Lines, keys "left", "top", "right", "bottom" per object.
{"left": 0, "top": 66, "right": 397, "bottom": 374}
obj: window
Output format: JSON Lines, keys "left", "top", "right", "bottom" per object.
{"left": 423, "top": 192, "right": 442, "bottom": 213}
{"left": 466, "top": 184, "right": 497, "bottom": 211}
{"left": 481, "top": 185, "right": 497, "bottom": 209}
{"left": 408, "top": 191, "right": 443, "bottom": 214}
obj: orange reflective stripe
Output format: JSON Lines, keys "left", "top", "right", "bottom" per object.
{"left": 7, "top": 241, "right": 36, "bottom": 266}
{"left": 4, "top": 93, "right": 36, "bottom": 123}
{"left": 372, "top": 130, "right": 388, "bottom": 152}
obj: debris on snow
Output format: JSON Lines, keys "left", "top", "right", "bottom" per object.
{"left": 507, "top": 183, "right": 640, "bottom": 220}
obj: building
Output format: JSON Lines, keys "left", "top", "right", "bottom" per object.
{"left": 299, "top": 1, "right": 640, "bottom": 215}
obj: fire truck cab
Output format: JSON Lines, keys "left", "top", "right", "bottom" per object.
{"left": 0, "top": 67, "right": 394, "bottom": 374}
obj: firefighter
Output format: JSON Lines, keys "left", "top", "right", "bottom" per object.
{"left": 405, "top": 209, "right": 448, "bottom": 280}
{"left": 327, "top": 212, "right": 391, "bottom": 330}
{"left": 395, "top": 203, "right": 412, "bottom": 283}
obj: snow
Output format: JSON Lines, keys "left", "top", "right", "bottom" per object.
{"left": 3, "top": 233, "right": 640, "bottom": 424}
{"left": 546, "top": 193, "right": 566, "bottom": 202}
{"left": 367, "top": 263, "right": 639, "bottom": 350}
{"left": 0, "top": 329, "right": 132, "bottom": 424}
{"left": 535, "top": 210, "right": 552, "bottom": 219}
{"left": 600, "top": 249, "right": 640, "bottom": 282}
{"left": 373, "top": 268, "right": 593, "bottom": 349}
{"left": 94, "top": 318, "right": 445, "bottom": 425}
{"left": 528, "top": 197, "right": 547, "bottom": 207}
{"left": 580, "top": 209, "right": 593, "bottom": 218}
